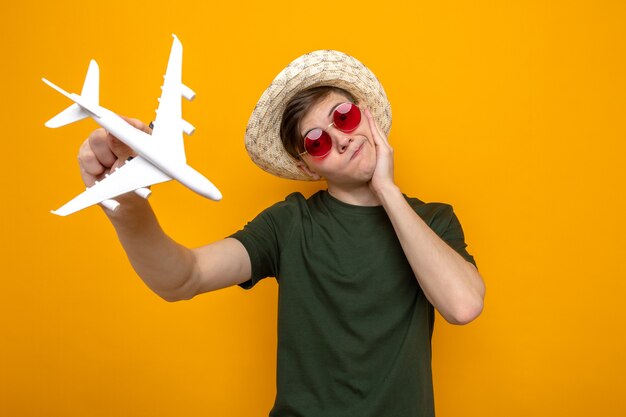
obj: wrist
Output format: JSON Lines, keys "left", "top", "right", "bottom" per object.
{"left": 373, "top": 183, "right": 402, "bottom": 204}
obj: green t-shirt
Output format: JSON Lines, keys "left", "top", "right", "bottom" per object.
{"left": 230, "top": 191, "right": 476, "bottom": 417}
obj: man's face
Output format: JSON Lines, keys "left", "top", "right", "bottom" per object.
{"left": 298, "top": 92, "right": 377, "bottom": 186}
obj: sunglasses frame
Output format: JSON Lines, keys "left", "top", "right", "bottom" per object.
{"left": 298, "top": 102, "right": 362, "bottom": 159}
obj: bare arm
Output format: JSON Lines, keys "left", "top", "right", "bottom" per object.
{"left": 78, "top": 119, "right": 251, "bottom": 301}
{"left": 377, "top": 187, "right": 484, "bottom": 324}
{"left": 365, "top": 109, "right": 485, "bottom": 325}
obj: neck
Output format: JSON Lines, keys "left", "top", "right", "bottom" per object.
{"left": 326, "top": 182, "right": 382, "bottom": 206}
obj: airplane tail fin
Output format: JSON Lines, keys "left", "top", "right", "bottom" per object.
{"left": 43, "top": 60, "right": 100, "bottom": 128}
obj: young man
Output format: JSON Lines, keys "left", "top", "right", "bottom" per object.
{"left": 78, "top": 50, "right": 485, "bottom": 417}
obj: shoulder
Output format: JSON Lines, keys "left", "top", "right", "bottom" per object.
{"left": 404, "top": 195, "right": 453, "bottom": 219}
{"left": 404, "top": 195, "right": 458, "bottom": 235}
{"left": 230, "top": 193, "right": 309, "bottom": 258}
{"left": 259, "top": 192, "right": 309, "bottom": 217}
{"left": 240, "top": 192, "right": 312, "bottom": 233}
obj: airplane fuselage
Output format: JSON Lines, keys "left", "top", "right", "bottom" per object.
{"left": 90, "top": 106, "right": 221, "bottom": 200}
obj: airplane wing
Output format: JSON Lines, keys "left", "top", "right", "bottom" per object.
{"left": 52, "top": 156, "right": 172, "bottom": 216}
{"left": 150, "top": 34, "right": 186, "bottom": 164}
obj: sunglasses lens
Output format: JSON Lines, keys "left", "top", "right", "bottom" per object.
{"left": 333, "top": 103, "right": 361, "bottom": 132}
{"left": 304, "top": 129, "right": 332, "bottom": 157}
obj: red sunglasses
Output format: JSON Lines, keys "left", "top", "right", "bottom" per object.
{"left": 299, "top": 102, "right": 362, "bottom": 158}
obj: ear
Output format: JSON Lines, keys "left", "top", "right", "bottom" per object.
{"left": 296, "top": 160, "right": 322, "bottom": 180}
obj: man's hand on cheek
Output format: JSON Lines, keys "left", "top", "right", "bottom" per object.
{"left": 365, "top": 108, "right": 396, "bottom": 195}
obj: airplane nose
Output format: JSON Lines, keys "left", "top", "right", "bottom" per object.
{"left": 178, "top": 165, "right": 222, "bottom": 201}
{"left": 207, "top": 185, "right": 222, "bottom": 201}
{"left": 193, "top": 175, "right": 222, "bottom": 201}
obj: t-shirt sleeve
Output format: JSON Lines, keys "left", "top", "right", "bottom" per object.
{"left": 426, "top": 204, "right": 478, "bottom": 269}
{"left": 229, "top": 196, "right": 299, "bottom": 289}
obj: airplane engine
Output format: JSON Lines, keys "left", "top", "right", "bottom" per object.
{"left": 101, "top": 199, "right": 120, "bottom": 212}
{"left": 181, "top": 84, "right": 196, "bottom": 101}
{"left": 182, "top": 119, "right": 196, "bottom": 136}
{"left": 134, "top": 187, "right": 152, "bottom": 199}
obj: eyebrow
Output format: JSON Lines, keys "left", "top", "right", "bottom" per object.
{"left": 328, "top": 102, "right": 342, "bottom": 117}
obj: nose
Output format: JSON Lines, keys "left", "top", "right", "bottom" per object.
{"left": 332, "top": 129, "right": 354, "bottom": 153}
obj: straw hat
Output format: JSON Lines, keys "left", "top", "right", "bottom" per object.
{"left": 245, "top": 50, "right": 392, "bottom": 180}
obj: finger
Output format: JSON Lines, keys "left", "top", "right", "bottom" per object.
{"left": 110, "top": 155, "right": 131, "bottom": 172}
{"left": 108, "top": 134, "right": 135, "bottom": 161}
{"left": 86, "top": 126, "right": 132, "bottom": 166}
{"left": 87, "top": 128, "right": 117, "bottom": 168}
{"left": 78, "top": 139, "right": 105, "bottom": 188}
{"left": 79, "top": 137, "right": 106, "bottom": 176}
{"left": 364, "top": 108, "right": 390, "bottom": 147}
{"left": 364, "top": 108, "right": 384, "bottom": 147}
{"left": 364, "top": 108, "right": 381, "bottom": 141}
{"left": 108, "top": 116, "right": 153, "bottom": 159}
{"left": 120, "top": 116, "right": 152, "bottom": 134}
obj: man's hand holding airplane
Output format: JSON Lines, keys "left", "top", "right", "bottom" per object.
{"left": 44, "top": 35, "right": 221, "bottom": 216}
{"left": 78, "top": 117, "right": 149, "bottom": 188}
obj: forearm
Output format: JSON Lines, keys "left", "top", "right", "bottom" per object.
{"left": 378, "top": 185, "right": 485, "bottom": 324}
{"left": 104, "top": 195, "right": 197, "bottom": 301}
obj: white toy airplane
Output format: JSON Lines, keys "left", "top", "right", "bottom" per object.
{"left": 43, "top": 34, "right": 222, "bottom": 216}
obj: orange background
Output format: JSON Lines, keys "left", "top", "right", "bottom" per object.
{"left": 2, "top": 0, "right": 625, "bottom": 416}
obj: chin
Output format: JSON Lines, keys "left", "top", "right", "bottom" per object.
{"left": 358, "top": 158, "right": 377, "bottom": 180}
{"left": 349, "top": 169, "right": 376, "bottom": 185}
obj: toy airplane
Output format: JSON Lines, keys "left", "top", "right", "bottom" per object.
{"left": 43, "top": 34, "right": 222, "bottom": 216}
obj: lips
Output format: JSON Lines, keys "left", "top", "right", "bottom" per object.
{"left": 350, "top": 143, "right": 364, "bottom": 160}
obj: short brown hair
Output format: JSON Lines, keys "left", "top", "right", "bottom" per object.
{"left": 280, "top": 86, "right": 356, "bottom": 159}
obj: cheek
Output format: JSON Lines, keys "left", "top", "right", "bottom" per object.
{"left": 363, "top": 155, "right": 378, "bottom": 175}
{"left": 350, "top": 144, "right": 377, "bottom": 178}
{"left": 364, "top": 143, "right": 379, "bottom": 171}
{"left": 363, "top": 138, "right": 377, "bottom": 163}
